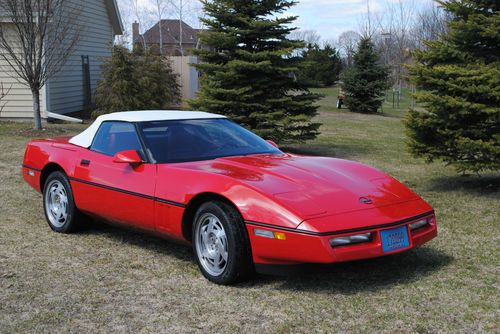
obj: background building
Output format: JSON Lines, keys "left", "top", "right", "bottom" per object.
{"left": 0, "top": 0, "right": 123, "bottom": 120}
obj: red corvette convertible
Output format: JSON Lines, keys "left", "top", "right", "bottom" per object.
{"left": 22, "top": 110, "right": 437, "bottom": 284}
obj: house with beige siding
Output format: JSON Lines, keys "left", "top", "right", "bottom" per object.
{"left": 0, "top": 0, "right": 123, "bottom": 120}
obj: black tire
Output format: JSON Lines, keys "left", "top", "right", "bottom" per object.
{"left": 192, "top": 201, "right": 253, "bottom": 284}
{"left": 42, "top": 171, "right": 83, "bottom": 233}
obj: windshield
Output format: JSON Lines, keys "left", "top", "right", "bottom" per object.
{"left": 138, "top": 118, "right": 282, "bottom": 163}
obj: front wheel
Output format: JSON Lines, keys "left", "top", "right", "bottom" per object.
{"left": 192, "top": 201, "right": 253, "bottom": 284}
{"left": 43, "top": 171, "right": 83, "bottom": 233}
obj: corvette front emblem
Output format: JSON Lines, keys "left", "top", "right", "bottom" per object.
{"left": 359, "top": 197, "right": 373, "bottom": 204}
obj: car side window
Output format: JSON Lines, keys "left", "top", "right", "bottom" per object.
{"left": 90, "top": 121, "right": 144, "bottom": 157}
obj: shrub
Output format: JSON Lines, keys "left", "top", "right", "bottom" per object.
{"left": 95, "top": 46, "right": 179, "bottom": 115}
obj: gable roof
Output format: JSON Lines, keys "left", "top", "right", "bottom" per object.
{"left": 139, "top": 19, "right": 199, "bottom": 45}
{"left": 104, "top": 0, "right": 123, "bottom": 35}
{"left": 69, "top": 110, "right": 225, "bottom": 148}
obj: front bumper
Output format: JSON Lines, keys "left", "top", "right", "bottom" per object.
{"left": 245, "top": 211, "right": 437, "bottom": 266}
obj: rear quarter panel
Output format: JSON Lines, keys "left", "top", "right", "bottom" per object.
{"left": 22, "top": 138, "right": 80, "bottom": 192}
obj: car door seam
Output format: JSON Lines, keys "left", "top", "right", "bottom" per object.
{"left": 68, "top": 177, "right": 186, "bottom": 208}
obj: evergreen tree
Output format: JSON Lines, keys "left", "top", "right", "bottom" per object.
{"left": 135, "top": 50, "right": 180, "bottom": 110}
{"left": 340, "top": 37, "right": 390, "bottom": 113}
{"left": 406, "top": 0, "right": 499, "bottom": 173}
{"left": 191, "top": 0, "right": 321, "bottom": 143}
{"left": 95, "top": 46, "right": 139, "bottom": 113}
{"left": 95, "top": 46, "right": 179, "bottom": 115}
{"left": 298, "top": 43, "right": 342, "bottom": 87}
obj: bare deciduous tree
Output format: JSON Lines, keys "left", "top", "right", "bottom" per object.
{"left": 357, "top": 0, "right": 379, "bottom": 38}
{"left": 413, "top": 3, "right": 450, "bottom": 49}
{"left": 165, "top": 0, "right": 188, "bottom": 56}
{"left": 154, "top": 0, "right": 169, "bottom": 54}
{"left": 289, "top": 29, "right": 321, "bottom": 57}
{"left": 118, "top": 0, "right": 203, "bottom": 52}
{"left": 388, "top": 0, "right": 416, "bottom": 88}
{"left": 155, "top": 0, "right": 203, "bottom": 55}
{"left": 131, "top": 0, "right": 151, "bottom": 49}
{"left": 290, "top": 29, "right": 321, "bottom": 46}
{"left": 338, "top": 30, "right": 361, "bottom": 67}
{"left": 0, "top": 0, "right": 81, "bottom": 129}
{"left": 0, "top": 82, "right": 10, "bottom": 114}
{"left": 369, "top": 0, "right": 418, "bottom": 89}
{"left": 333, "top": 0, "right": 449, "bottom": 91}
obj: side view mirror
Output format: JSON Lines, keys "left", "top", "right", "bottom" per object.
{"left": 113, "top": 150, "right": 143, "bottom": 164}
{"left": 266, "top": 140, "right": 279, "bottom": 148}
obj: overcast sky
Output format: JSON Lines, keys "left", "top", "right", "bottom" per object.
{"left": 291, "top": 0, "right": 435, "bottom": 41}
{"left": 119, "top": 0, "right": 437, "bottom": 42}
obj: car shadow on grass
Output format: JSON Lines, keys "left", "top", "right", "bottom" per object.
{"left": 427, "top": 174, "right": 500, "bottom": 197}
{"left": 80, "top": 220, "right": 452, "bottom": 293}
{"left": 242, "top": 247, "right": 453, "bottom": 294}
{"left": 82, "top": 220, "right": 194, "bottom": 263}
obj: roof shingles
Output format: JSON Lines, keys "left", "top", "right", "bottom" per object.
{"left": 139, "top": 19, "right": 199, "bottom": 45}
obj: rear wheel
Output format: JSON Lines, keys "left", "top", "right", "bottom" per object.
{"left": 192, "top": 201, "right": 253, "bottom": 284}
{"left": 43, "top": 171, "right": 83, "bottom": 233}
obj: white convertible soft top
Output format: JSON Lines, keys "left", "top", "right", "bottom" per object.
{"left": 69, "top": 110, "right": 226, "bottom": 148}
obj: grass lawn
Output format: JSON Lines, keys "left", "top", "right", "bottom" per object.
{"left": 1, "top": 90, "right": 499, "bottom": 333}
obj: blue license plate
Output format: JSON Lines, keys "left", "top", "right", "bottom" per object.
{"left": 380, "top": 225, "right": 410, "bottom": 253}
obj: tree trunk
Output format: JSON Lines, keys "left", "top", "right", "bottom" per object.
{"left": 179, "top": 0, "right": 184, "bottom": 56}
{"left": 159, "top": 20, "right": 163, "bottom": 54}
{"left": 32, "top": 89, "right": 42, "bottom": 130}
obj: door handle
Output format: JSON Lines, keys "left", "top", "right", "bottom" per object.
{"left": 80, "top": 159, "right": 90, "bottom": 166}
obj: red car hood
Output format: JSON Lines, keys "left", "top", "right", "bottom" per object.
{"left": 178, "top": 154, "right": 420, "bottom": 219}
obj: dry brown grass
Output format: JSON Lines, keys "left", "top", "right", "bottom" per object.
{"left": 0, "top": 98, "right": 499, "bottom": 333}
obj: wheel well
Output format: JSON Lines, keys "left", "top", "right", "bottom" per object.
{"left": 40, "top": 163, "right": 66, "bottom": 192}
{"left": 181, "top": 193, "right": 241, "bottom": 241}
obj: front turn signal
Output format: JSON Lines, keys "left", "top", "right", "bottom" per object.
{"left": 254, "top": 228, "right": 286, "bottom": 241}
{"left": 273, "top": 232, "right": 286, "bottom": 240}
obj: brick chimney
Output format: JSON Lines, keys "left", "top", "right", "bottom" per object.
{"left": 132, "top": 21, "right": 139, "bottom": 43}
